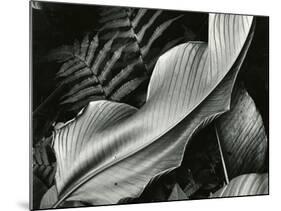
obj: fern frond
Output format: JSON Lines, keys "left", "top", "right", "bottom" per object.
{"left": 105, "top": 57, "right": 142, "bottom": 96}
{"left": 50, "top": 32, "right": 145, "bottom": 114}
{"left": 56, "top": 58, "right": 79, "bottom": 77}
{"left": 99, "top": 7, "right": 125, "bottom": 17}
{"left": 33, "top": 138, "right": 56, "bottom": 187}
{"left": 60, "top": 77, "right": 99, "bottom": 100}
{"left": 136, "top": 10, "right": 162, "bottom": 43}
{"left": 132, "top": 9, "right": 148, "bottom": 28}
{"left": 99, "top": 11, "right": 128, "bottom": 24}
{"left": 85, "top": 34, "right": 99, "bottom": 66}
{"left": 44, "top": 45, "right": 74, "bottom": 63}
{"left": 79, "top": 33, "right": 90, "bottom": 59}
{"left": 110, "top": 76, "right": 147, "bottom": 101}
{"left": 59, "top": 67, "right": 91, "bottom": 86}
{"left": 100, "top": 18, "right": 131, "bottom": 31}
{"left": 99, "top": 45, "right": 127, "bottom": 83}
{"left": 60, "top": 86, "right": 103, "bottom": 105}
{"left": 99, "top": 8, "right": 184, "bottom": 76}
{"left": 141, "top": 15, "right": 184, "bottom": 56}
{"left": 58, "top": 62, "right": 86, "bottom": 78}
{"left": 38, "top": 8, "right": 189, "bottom": 123}
{"left": 125, "top": 42, "right": 140, "bottom": 53}
{"left": 73, "top": 39, "right": 81, "bottom": 56}
{"left": 100, "top": 29, "right": 135, "bottom": 41}
{"left": 91, "top": 34, "right": 117, "bottom": 74}
{"left": 147, "top": 37, "right": 185, "bottom": 70}
{"left": 42, "top": 8, "right": 187, "bottom": 118}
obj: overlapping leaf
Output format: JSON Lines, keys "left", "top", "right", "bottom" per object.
{"left": 33, "top": 137, "right": 56, "bottom": 187}
{"left": 42, "top": 8, "right": 189, "bottom": 117}
{"left": 168, "top": 183, "right": 187, "bottom": 201}
{"left": 32, "top": 175, "right": 48, "bottom": 209}
{"left": 40, "top": 14, "right": 254, "bottom": 208}
{"left": 216, "top": 84, "right": 268, "bottom": 179}
{"left": 211, "top": 173, "right": 268, "bottom": 197}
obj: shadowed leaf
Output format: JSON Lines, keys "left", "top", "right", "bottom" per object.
{"left": 168, "top": 183, "right": 187, "bottom": 201}
{"left": 216, "top": 84, "right": 268, "bottom": 179}
{"left": 211, "top": 173, "right": 268, "bottom": 197}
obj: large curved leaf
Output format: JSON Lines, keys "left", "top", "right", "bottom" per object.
{"left": 211, "top": 173, "right": 268, "bottom": 197}
{"left": 216, "top": 84, "right": 268, "bottom": 179}
{"left": 42, "top": 13, "right": 254, "bottom": 208}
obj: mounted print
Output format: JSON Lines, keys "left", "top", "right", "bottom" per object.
{"left": 30, "top": 1, "right": 269, "bottom": 210}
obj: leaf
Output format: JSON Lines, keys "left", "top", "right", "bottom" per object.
{"left": 38, "top": 33, "right": 147, "bottom": 117}
{"left": 179, "top": 125, "right": 224, "bottom": 199}
{"left": 168, "top": 183, "right": 187, "bottom": 201}
{"left": 40, "top": 185, "right": 58, "bottom": 209}
{"left": 140, "top": 15, "right": 184, "bottom": 57}
{"left": 37, "top": 8, "right": 199, "bottom": 121}
{"left": 33, "top": 137, "right": 56, "bottom": 187}
{"left": 32, "top": 175, "right": 48, "bottom": 209}
{"left": 215, "top": 84, "right": 268, "bottom": 179}
{"left": 47, "top": 14, "right": 254, "bottom": 208}
{"left": 211, "top": 173, "right": 268, "bottom": 197}
{"left": 52, "top": 34, "right": 148, "bottom": 115}
{"left": 43, "top": 45, "right": 74, "bottom": 63}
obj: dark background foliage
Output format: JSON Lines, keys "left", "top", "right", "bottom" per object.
{"left": 31, "top": 1, "right": 269, "bottom": 208}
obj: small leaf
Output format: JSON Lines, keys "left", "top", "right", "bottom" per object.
{"left": 110, "top": 76, "right": 146, "bottom": 101}
{"left": 40, "top": 185, "right": 58, "bottom": 209}
{"left": 33, "top": 137, "right": 56, "bottom": 187}
{"left": 168, "top": 183, "right": 187, "bottom": 201}
{"left": 91, "top": 34, "right": 117, "bottom": 74}
{"left": 211, "top": 173, "right": 268, "bottom": 197}
{"left": 43, "top": 45, "right": 74, "bottom": 63}
{"left": 132, "top": 9, "right": 148, "bottom": 28}
{"left": 99, "top": 10, "right": 128, "bottom": 24}
{"left": 100, "top": 18, "right": 131, "bottom": 31}
{"left": 141, "top": 15, "right": 183, "bottom": 57}
{"left": 136, "top": 10, "right": 162, "bottom": 43}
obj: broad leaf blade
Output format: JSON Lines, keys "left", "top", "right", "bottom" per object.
{"left": 40, "top": 185, "right": 58, "bottom": 209}
{"left": 45, "top": 14, "right": 253, "bottom": 207}
{"left": 211, "top": 173, "right": 268, "bottom": 197}
{"left": 216, "top": 84, "right": 268, "bottom": 179}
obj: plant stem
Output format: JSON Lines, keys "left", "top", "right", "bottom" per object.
{"left": 214, "top": 124, "right": 229, "bottom": 184}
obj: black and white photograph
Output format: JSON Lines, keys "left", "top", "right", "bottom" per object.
{"left": 31, "top": 1, "right": 269, "bottom": 210}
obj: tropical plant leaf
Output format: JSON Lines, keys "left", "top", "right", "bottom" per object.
{"left": 168, "top": 183, "right": 187, "bottom": 201}
{"left": 40, "top": 14, "right": 254, "bottom": 208}
{"left": 40, "top": 185, "right": 58, "bottom": 209}
{"left": 211, "top": 173, "right": 268, "bottom": 197}
{"left": 43, "top": 45, "right": 74, "bottom": 63}
{"left": 215, "top": 84, "right": 268, "bottom": 179}
{"left": 37, "top": 7, "right": 201, "bottom": 122}
{"left": 33, "top": 137, "right": 56, "bottom": 187}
